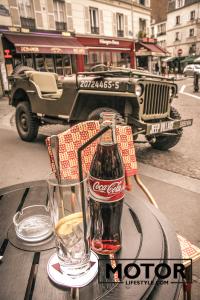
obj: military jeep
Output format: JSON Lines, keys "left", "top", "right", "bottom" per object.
{"left": 9, "top": 66, "right": 192, "bottom": 150}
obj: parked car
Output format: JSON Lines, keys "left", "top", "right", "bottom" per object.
{"left": 183, "top": 64, "right": 200, "bottom": 76}
{"left": 8, "top": 65, "right": 193, "bottom": 150}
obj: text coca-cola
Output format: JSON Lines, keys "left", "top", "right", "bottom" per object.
{"left": 89, "top": 176, "right": 124, "bottom": 202}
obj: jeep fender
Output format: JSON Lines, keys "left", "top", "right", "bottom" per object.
{"left": 69, "top": 90, "right": 140, "bottom": 122}
{"left": 12, "top": 88, "right": 31, "bottom": 108}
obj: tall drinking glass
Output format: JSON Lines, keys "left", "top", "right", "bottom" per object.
{"left": 47, "top": 175, "right": 90, "bottom": 277}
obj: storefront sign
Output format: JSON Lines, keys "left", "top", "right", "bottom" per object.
{"left": 21, "top": 28, "right": 30, "bottom": 33}
{"left": 73, "top": 48, "right": 86, "bottom": 54}
{"left": 137, "top": 48, "right": 148, "bottom": 53}
{"left": 62, "top": 32, "right": 71, "bottom": 36}
{"left": 17, "top": 45, "right": 86, "bottom": 55}
{"left": 99, "top": 39, "right": 119, "bottom": 46}
{"left": 20, "top": 46, "right": 39, "bottom": 52}
{"left": 51, "top": 47, "right": 62, "bottom": 53}
{"left": 141, "top": 37, "right": 157, "bottom": 43}
{"left": 8, "top": 27, "right": 20, "bottom": 32}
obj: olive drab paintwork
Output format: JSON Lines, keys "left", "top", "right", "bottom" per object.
{"left": 8, "top": 67, "right": 193, "bottom": 147}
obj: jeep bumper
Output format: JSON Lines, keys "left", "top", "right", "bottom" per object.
{"left": 131, "top": 118, "right": 193, "bottom": 135}
{"left": 147, "top": 119, "right": 193, "bottom": 135}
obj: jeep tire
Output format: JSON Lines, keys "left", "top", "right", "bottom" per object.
{"left": 88, "top": 107, "right": 118, "bottom": 120}
{"left": 16, "top": 102, "right": 39, "bottom": 142}
{"left": 147, "top": 107, "right": 183, "bottom": 151}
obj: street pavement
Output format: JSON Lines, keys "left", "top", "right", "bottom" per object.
{"left": 0, "top": 79, "right": 199, "bottom": 299}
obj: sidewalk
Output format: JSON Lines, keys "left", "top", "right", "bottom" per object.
{"left": 136, "top": 163, "right": 200, "bottom": 300}
{"left": 0, "top": 96, "right": 13, "bottom": 117}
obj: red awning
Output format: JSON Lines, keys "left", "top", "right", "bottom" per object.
{"left": 136, "top": 42, "right": 166, "bottom": 55}
{"left": 140, "top": 43, "right": 166, "bottom": 53}
{"left": 4, "top": 32, "right": 86, "bottom": 55}
{"left": 77, "top": 36, "right": 134, "bottom": 52}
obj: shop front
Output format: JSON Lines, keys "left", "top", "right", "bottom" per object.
{"left": 135, "top": 38, "right": 167, "bottom": 73}
{"left": 76, "top": 36, "right": 135, "bottom": 71}
{"left": 1, "top": 31, "right": 86, "bottom": 86}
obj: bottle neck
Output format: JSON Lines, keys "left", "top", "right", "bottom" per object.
{"left": 99, "top": 113, "right": 117, "bottom": 145}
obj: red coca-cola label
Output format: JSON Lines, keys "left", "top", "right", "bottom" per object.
{"left": 88, "top": 175, "right": 125, "bottom": 202}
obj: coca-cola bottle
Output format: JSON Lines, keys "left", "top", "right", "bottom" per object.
{"left": 89, "top": 112, "right": 125, "bottom": 255}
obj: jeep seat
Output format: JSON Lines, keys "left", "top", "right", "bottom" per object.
{"left": 25, "top": 71, "right": 62, "bottom": 99}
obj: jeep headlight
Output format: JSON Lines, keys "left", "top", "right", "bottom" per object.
{"left": 135, "top": 84, "right": 143, "bottom": 97}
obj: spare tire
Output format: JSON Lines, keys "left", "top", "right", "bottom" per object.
{"left": 12, "top": 65, "right": 34, "bottom": 76}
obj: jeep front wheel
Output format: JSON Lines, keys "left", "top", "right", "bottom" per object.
{"left": 88, "top": 107, "right": 118, "bottom": 120}
{"left": 16, "top": 102, "right": 39, "bottom": 142}
{"left": 147, "top": 107, "right": 183, "bottom": 151}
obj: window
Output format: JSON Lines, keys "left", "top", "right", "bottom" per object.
{"left": 176, "top": 0, "right": 184, "bottom": 8}
{"left": 189, "top": 28, "right": 194, "bottom": 37}
{"left": 158, "top": 40, "right": 166, "bottom": 49}
{"left": 112, "top": 52, "right": 130, "bottom": 68}
{"left": 189, "top": 44, "right": 196, "bottom": 55}
{"left": 176, "top": 16, "right": 180, "bottom": 25}
{"left": 139, "top": 18, "right": 147, "bottom": 33}
{"left": 151, "top": 27, "right": 154, "bottom": 38}
{"left": 18, "top": 0, "right": 34, "bottom": 18}
{"left": 116, "top": 13, "right": 124, "bottom": 37}
{"left": 175, "top": 32, "right": 180, "bottom": 41}
{"left": 55, "top": 54, "right": 72, "bottom": 75}
{"left": 190, "top": 10, "right": 195, "bottom": 20}
{"left": 53, "top": 0, "right": 66, "bottom": 31}
{"left": 85, "top": 51, "right": 101, "bottom": 71}
{"left": 139, "top": 0, "right": 145, "bottom": 5}
{"left": 157, "top": 23, "right": 166, "bottom": 36}
{"left": 89, "top": 7, "right": 99, "bottom": 34}
{"left": 18, "top": 0, "right": 35, "bottom": 29}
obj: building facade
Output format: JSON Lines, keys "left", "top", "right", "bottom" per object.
{"left": 0, "top": 0, "right": 152, "bottom": 93}
{"left": 150, "top": 0, "right": 168, "bottom": 50}
{"left": 166, "top": 0, "right": 200, "bottom": 58}
{"left": 150, "top": 0, "right": 169, "bottom": 73}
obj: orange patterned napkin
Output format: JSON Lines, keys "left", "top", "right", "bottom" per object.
{"left": 177, "top": 234, "right": 200, "bottom": 260}
{"left": 46, "top": 121, "right": 137, "bottom": 182}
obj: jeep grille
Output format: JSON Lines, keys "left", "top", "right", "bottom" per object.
{"left": 143, "top": 83, "right": 170, "bottom": 119}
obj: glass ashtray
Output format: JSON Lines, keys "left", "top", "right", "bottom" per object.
{"left": 13, "top": 205, "right": 53, "bottom": 242}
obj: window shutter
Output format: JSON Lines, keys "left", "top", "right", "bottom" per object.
{"left": 124, "top": 15, "right": 128, "bottom": 37}
{"left": 8, "top": 0, "right": 21, "bottom": 27}
{"left": 66, "top": 2, "right": 73, "bottom": 32}
{"left": 84, "top": 7, "right": 90, "bottom": 34}
{"left": 47, "top": 0, "right": 55, "bottom": 30}
{"left": 112, "top": 13, "right": 117, "bottom": 36}
{"left": 32, "top": 0, "right": 43, "bottom": 28}
{"left": 99, "top": 10, "right": 104, "bottom": 35}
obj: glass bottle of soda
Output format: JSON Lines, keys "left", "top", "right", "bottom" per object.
{"left": 89, "top": 112, "right": 125, "bottom": 255}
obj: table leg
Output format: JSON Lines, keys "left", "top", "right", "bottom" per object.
{"left": 183, "top": 265, "right": 192, "bottom": 300}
